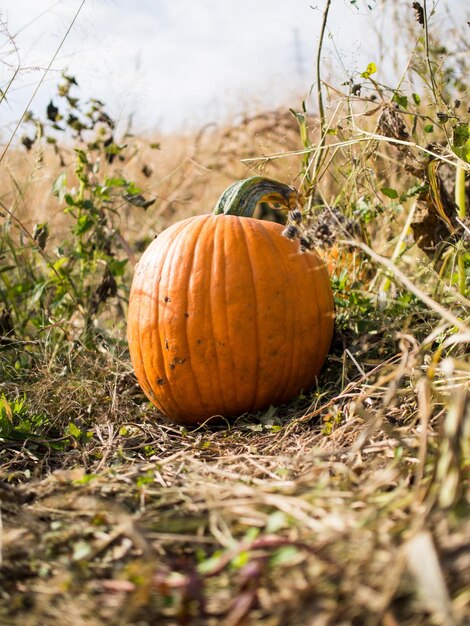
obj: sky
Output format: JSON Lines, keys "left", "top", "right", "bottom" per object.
{"left": 1, "top": 0, "right": 468, "bottom": 136}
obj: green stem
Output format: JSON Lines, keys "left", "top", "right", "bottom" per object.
{"left": 455, "top": 166, "right": 467, "bottom": 296}
{"left": 379, "top": 199, "right": 418, "bottom": 295}
{"left": 455, "top": 166, "right": 466, "bottom": 219}
{"left": 213, "top": 177, "right": 297, "bottom": 217}
{"left": 457, "top": 254, "right": 466, "bottom": 297}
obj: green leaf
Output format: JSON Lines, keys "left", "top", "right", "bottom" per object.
{"left": 50, "top": 257, "right": 69, "bottom": 278}
{"left": 231, "top": 550, "right": 249, "bottom": 570}
{"left": 105, "top": 176, "right": 127, "bottom": 188}
{"left": 451, "top": 123, "right": 470, "bottom": 163}
{"left": 74, "top": 214, "right": 94, "bottom": 235}
{"left": 73, "top": 473, "right": 96, "bottom": 485}
{"left": 261, "top": 405, "right": 276, "bottom": 421}
{"left": 125, "top": 181, "right": 143, "bottom": 195}
{"left": 107, "top": 258, "right": 128, "bottom": 277}
{"left": 197, "top": 550, "right": 223, "bottom": 575}
{"left": 66, "top": 422, "right": 81, "bottom": 439}
{"left": 269, "top": 546, "right": 300, "bottom": 567}
{"left": 381, "top": 187, "right": 399, "bottom": 199}
{"left": 104, "top": 142, "right": 127, "bottom": 156}
{"left": 392, "top": 93, "right": 408, "bottom": 109}
{"left": 401, "top": 181, "right": 426, "bottom": 200}
{"left": 361, "top": 62, "right": 377, "bottom": 79}
{"left": 30, "top": 282, "right": 48, "bottom": 306}
{"left": 412, "top": 93, "right": 421, "bottom": 105}
{"left": 74, "top": 148, "right": 89, "bottom": 165}
{"left": 52, "top": 171, "right": 67, "bottom": 201}
{"left": 424, "top": 124, "right": 434, "bottom": 133}
{"left": 0, "top": 402, "right": 13, "bottom": 437}
{"left": 64, "top": 193, "right": 75, "bottom": 206}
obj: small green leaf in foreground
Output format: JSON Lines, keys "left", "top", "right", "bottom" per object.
{"left": 451, "top": 123, "right": 470, "bottom": 163}
{"left": 381, "top": 187, "right": 399, "bottom": 199}
{"left": 393, "top": 93, "right": 408, "bottom": 109}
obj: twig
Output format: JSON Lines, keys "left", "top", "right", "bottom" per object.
{"left": 242, "top": 131, "right": 466, "bottom": 171}
{"left": 342, "top": 238, "right": 469, "bottom": 333}
{"left": 309, "top": 0, "right": 332, "bottom": 194}
{"left": 316, "top": 0, "right": 332, "bottom": 136}
{"left": 423, "top": 0, "right": 445, "bottom": 110}
{"left": 0, "top": 0, "right": 86, "bottom": 164}
{"left": 378, "top": 199, "right": 418, "bottom": 294}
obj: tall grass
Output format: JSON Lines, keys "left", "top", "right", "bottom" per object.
{"left": 0, "top": 2, "right": 468, "bottom": 626}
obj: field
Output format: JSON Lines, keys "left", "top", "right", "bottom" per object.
{"left": 0, "top": 2, "right": 469, "bottom": 625}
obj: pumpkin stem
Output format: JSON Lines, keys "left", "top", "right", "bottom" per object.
{"left": 213, "top": 176, "right": 298, "bottom": 217}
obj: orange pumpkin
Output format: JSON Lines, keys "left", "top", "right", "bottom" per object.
{"left": 319, "top": 244, "right": 364, "bottom": 281}
{"left": 127, "top": 177, "right": 334, "bottom": 424}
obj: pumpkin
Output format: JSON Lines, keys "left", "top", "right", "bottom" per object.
{"left": 320, "top": 244, "right": 352, "bottom": 275}
{"left": 127, "top": 176, "right": 334, "bottom": 424}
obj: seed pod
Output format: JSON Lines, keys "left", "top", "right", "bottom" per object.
{"left": 282, "top": 224, "right": 299, "bottom": 240}
{"left": 299, "top": 237, "right": 312, "bottom": 251}
{"left": 289, "top": 209, "right": 303, "bottom": 224}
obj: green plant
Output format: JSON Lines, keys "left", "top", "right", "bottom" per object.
{"left": 0, "top": 393, "right": 49, "bottom": 440}
{"left": 0, "top": 74, "right": 155, "bottom": 346}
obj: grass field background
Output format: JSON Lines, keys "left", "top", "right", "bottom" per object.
{"left": 0, "top": 2, "right": 469, "bottom": 625}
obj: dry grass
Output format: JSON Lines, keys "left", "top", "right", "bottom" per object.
{"left": 0, "top": 288, "right": 468, "bottom": 625}
{"left": 0, "top": 9, "right": 469, "bottom": 622}
{"left": 3, "top": 107, "right": 309, "bottom": 239}
{"left": 1, "top": 395, "right": 469, "bottom": 626}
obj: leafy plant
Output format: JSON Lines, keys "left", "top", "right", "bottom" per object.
{"left": 0, "top": 74, "right": 156, "bottom": 346}
{"left": 0, "top": 393, "right": 48, "bottom": 440}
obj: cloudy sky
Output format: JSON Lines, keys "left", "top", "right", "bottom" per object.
{"left": 1, "top": 0, "right": 468, "bottom": 135}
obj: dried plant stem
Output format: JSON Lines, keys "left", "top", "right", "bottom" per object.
{"left": 315, "top": 0, "right": 331, "bottom": 135}
{"left": 343, "top": 238, "right": 469, "bottom": 333}
{"left": 423, "top": 1, "right": 444, "bottom": 108}
{"left": 242, "top": 131, "right": 464, "bottom": 170}
{"left": 0, "top": 0, "right": 86, "bottom": 164}
{"left": 309, "top": 0, "right": 332, "bottom": 193}
{"left": 379, "top": 200, "right": 418, "bottom": 295}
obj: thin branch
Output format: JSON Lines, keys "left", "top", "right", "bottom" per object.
{"left": 0, "top": 0, "right": 86, "bottom": 164}
{"left": 342, "top": 239, "right": 469, "bottom": 334}
{"left": 242, "top": 130, "right": 466, "bottom": 171}
{"left": 316, "top": 0, "right": 332, "bottom": 136}
{"left": 423, "top": 0, "right": 446, "bottom": 109}
{"left": 307, "top": 0, "right": 333, "bottom": 199}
